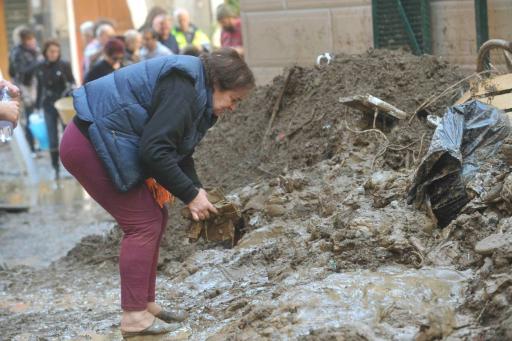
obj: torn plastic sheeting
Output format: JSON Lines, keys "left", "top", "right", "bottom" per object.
{"left": 408, "top": 100, "right": 510, "bottom": 228}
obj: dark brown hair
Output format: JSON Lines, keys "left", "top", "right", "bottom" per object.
{"left": 42, "top": 39, "right": 60, "bottom": 59}
{"left": 19, "top": 28, "right": 35, "bottom": 43}
{"left": 200, "top": 48, "right": 255, "bottom": 91}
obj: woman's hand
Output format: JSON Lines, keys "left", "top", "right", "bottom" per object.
{"left": 0, "top": 101, "right": 20, "bottom": 127}
{"left": 187, "top": 188, "right": 218, "bottom": 221}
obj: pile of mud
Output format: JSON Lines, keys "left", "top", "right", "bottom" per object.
{"left": 39, "top": 49, "right": 512, "bottom": 339}
{"left": 195, "top": 49, "right": 466, "bottom": 190}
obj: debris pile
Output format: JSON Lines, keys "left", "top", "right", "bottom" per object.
{"left": 3, "top": 49, "right": 512, "bottom": 339}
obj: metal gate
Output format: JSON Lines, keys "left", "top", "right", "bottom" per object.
{"left": 372, "top": 0, "right": 431, "bottom": 55}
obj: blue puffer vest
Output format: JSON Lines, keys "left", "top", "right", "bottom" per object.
{"left": 72, "top": 55, "right": 213, "bottom": 192}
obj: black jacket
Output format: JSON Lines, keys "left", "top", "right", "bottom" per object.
{"left": 83, "top": 60, "right": 115, "bottom": 84}
{"left": 8, "top": 45, "right": 40, "bottom": 86}
{"left": 35, "top": 59, "right": 75, "bottom": 107}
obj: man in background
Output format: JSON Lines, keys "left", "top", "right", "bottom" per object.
{"left": 80, "top": 21, "right": 95, "bottom": 48}
{"left": 140, "top": 29, "right": 172, "bottom": 60}
{"left": 173, "top": 8, "right": 211, "bottom": 53}
{"left": 8, "top": 27, "right": 41, "bottom": 154}
{"left": 217, "top": 4, "right": 243, "bottom": 56}
{"left": 152, "top": 14, "right": 179, "bottom": 54}
{"left": 123, "top": 30, "right": 143, "bottom": 65}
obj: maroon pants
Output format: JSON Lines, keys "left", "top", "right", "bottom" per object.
{"left": 60, "top": 121, "right": 168, "bottom": 311}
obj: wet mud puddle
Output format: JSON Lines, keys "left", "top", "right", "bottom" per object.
{"left": 161, "top": 241, "right": 473, "bottom": 340}
{"left": 0, "top": 178, "right": 112, "bottom": 268}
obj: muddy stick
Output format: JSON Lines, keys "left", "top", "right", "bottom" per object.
{"left": 263, "top": 68, "right": 295, "bottom": 144}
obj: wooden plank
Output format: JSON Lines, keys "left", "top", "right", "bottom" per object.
{"left": 455, "top": 74, "right": 512, "bottom": 105}
{"left": 480, "top": 92, "right": 512, "bottom": 111}
{"left": 339, "top": 94, "right": 407, "bottom": 120}
{"left": 471, "top": 74, "right": 512, "bottom": 96}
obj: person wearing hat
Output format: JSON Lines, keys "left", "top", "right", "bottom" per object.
{"left": 84, "top": 38, "right": 125, "bottom": 83}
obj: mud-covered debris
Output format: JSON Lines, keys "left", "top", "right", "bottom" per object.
{"left": 181, "top": 189, "right": 243, "bottom": 247}
{"left": 339, "top": 94, "right": 407, "bottom": 121}
{"left": 415, "top": 306, "right": 456, "bottom": 341}
{"left": 475, "top": 232, "right": 512, "bottom": 255}
{"left": 408, "top": 100, "right": 511, "bottom": 228}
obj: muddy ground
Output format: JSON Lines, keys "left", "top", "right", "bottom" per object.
{"left": 1, "top": 49, "right": 512, "bottom": 340}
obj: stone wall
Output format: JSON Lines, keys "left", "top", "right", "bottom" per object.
{"left": 240, "top": 0, "right": 512, "bottom": 85}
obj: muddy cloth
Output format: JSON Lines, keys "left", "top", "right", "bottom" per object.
{"left": 408, "top": 100, "right": 510, "bottom": 227}
{"left": 60, "top": 121, "right": 169, "bottom": 310}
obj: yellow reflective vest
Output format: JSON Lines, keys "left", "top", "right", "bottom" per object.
{"left": 172, "top": 26, "right": 211, "bottom": 52}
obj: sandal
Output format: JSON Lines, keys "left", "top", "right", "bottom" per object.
{"left": 121, "top": 318, "right": 175, "bottom": 338}
{"left": 155, "top": 308, "right": 189, "bottom": 323}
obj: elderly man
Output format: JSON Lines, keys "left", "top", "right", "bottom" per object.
{"left": 83, "top": 23, "right": 115, "bottom": 74}
{"left": 172, "top": 8, "right": 211, "bottom": 53}
{"left": 152, "top": 14, "right": 179, "bottom": 54}
{"left": 80, "top": 21, "right": 95, "bottom": 47}
{"left": 140, "top": 29, "right": 172, "bottom": 60}
{"left": 124, "top": 29, "right": 143, "bottom": 65}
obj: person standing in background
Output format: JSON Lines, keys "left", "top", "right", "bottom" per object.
{"left": 8, "top": 27, "right": 41, "bottom": 155}
{"left": 173, "top": 8, "right": 211, "bottom": 53}
{"left": 84, "top": 38, "right": 125, "bottom": 83}
{"left": 140, "top": 29, "right": 172, "bottom": 60}
{"left": 80, "top": 21, "right": 95, "bottom": 74}
{"left": 123, "top": 30, "right": 143, "bottom": 65}
{"left": 83, "top": 23, "right": 115, "bottom": 75}
{"left": 152, "top": 14, "right": 179, "bottom": 55}
{"left": 217, "top": 4, "right": 243, "bottom": 56}
{"left": 80, "top": 21, "right": 95, "bottom": 48}
{"left": 35, "top": 40, "right": 75, "bottom": 179}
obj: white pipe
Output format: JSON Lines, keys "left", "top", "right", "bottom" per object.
{"left": 11, "top": 124, "right": 39, "bottom": 186}
{"left": 65, "top": 0, "right": 81, "bottom": 85}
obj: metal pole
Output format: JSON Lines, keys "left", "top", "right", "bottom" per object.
{"left": 474, "top": 0, "right": 489, "bottom": 50}
{"left": 396, "top": 0, "right": 422, "bottom": 55}
{"left": 372, "top": 0, "right": 380, "bottom": 49}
